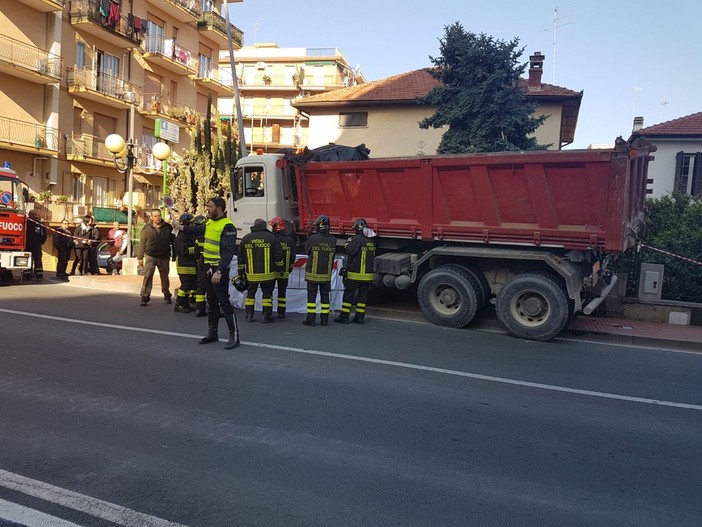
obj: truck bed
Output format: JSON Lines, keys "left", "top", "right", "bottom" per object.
{"left": 294, "top": 138, "right": 654, "bottom": 253}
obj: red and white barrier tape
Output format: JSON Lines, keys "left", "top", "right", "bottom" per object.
{"left": 638, "top": 242, "right": 702, "bottom": 267}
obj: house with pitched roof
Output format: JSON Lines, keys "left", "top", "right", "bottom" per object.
{"left": 630, "top": 113, "right": 702, "bottom": 198}
{"left": 292, "top": 52, "right": 583, "bottom": 157}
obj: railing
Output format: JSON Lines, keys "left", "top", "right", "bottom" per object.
{"left": 195, "top": 66, "right": 233, "bottom": 88}
{"left": 69, "top": 0, "right": 143, "bottom": 45}
{"left": 244, "top": 103, "right": 297, "bottom": 116}
{"left": 65, "top": 133, "right": 113, "bottom": 161}
{"left": 67, "top": 66, "right": 143, "bottom": 105}
{"left": 234, "top": 72, "right": 349, "bottom": 87}
{"left": 143, "top": 36, "right": 198, "bottom": 71}
{"left": 170, "top": 0, "right": 202, "bottom": 18}
{"left": 142, "top": 93, "right": 199, "bottom": 126}
{"left": 0, "top": 116, "right": 60, "bottom": 151}
{"left": 0, "top": 34, "right": 62, "bottom": 80}
{"left": 197, "top": 10, "right": 243, "bottom": 47}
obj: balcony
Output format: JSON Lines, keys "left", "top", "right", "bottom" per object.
{"left": 0, "top": 116, "right": 60, "bottom": 155}
{"left": 139, "top": 93, "right": 198, "bottom": 127}
{"left": 145, "top": 0, "right": 201, "bottom": 23}
{"left": 68, "top": 67, "right": 143, "bottom": 109}
{"left": 0, "top": 35, "right": 62, "bottom": 85}
{"left": 17, "top": 0, "right": 64, "bottom": 12}
{"left": 69, "top": 0, "right": 143, "bottom": 48}
{"left": 142, "top": 36, "right": 198, "bottom": 76}
{"left": 197, "top": 10, "right": 243, "bottom": 48}
{"left": 65, "top": 133, "right": 115, "bottom": 165}
{"left": 191, "top": 67, "right": 234, "bottom": 96}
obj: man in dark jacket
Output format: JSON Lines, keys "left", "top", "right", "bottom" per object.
{"left": 303, "top": 215, "right": 337, "bottom": 327}
{"left": 269, "top": 216, "right": 296, "bottom": 319}
{"left": 334, "top": 218, "right": 377, "bottom": 324}
{"left": 25, "top": 210, "right": 47, "bottom": 281}
{"left": 86, "top": 215, "right": 101, "bottom": 275}
{"left": 237, "top": 218, "right": 284, "bottom": 323}
{"left": 136, "top": 208, "right": 174, "bottom": 306}
{"left": 53, "top": 219, "right": 74, "bottom": 281}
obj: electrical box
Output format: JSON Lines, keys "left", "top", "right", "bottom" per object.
{"left": 638, "top": 263, "right": 664, "bottom": 301}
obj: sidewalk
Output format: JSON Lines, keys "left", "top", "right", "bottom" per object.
{"left": 57, "top": 272, "right": 702, "bottom": 351}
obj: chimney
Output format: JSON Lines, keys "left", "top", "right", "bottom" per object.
{"left": 528, "top": 52, "right": 544, "bottom": 89}
{"left": 633, "top": 116, "right": 644, "bottom": 132}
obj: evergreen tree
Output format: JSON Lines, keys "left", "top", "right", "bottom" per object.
{"left": 418, "top": 22, "right": 546, "bottom": 153}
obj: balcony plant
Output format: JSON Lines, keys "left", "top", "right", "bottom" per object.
{"left": 56, "top": 195, "right": 69, "bottom": 203}
{"left": 38, "top": 190, "right": 53, "bottom": 203}
{"left": 262, "top": 74, "right": 272, "bottom": 85}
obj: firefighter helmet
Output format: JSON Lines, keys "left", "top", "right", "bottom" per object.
{"left": 269, "top": 216, "right": 286, "bottom": 233}
{"left": 179, "top": 213, "right": 194, "bottom": 226}
{"left": 316, "top": 215, "right": 330, "bottom": 233}
{"left": 231, "top": 274, "right": 248, "bottom": 292}
{"left": 353, "top": 218, "right": 368, "bottom": 233}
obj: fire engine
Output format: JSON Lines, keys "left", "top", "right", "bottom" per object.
{"left": 0, "top": 164, "right": 32, "bottom": 282}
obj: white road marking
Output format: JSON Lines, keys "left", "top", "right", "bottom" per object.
{"left": 0, "top": 497, "right": 83, "bottom": 527}
{"left": 0, "top": 470, "right": 189, "bottom": 527}
{"left": 1, "top": 307, "right": 701, "bottom": 412}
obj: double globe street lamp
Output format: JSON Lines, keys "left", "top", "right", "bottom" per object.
{"left": 104, "top": 133, "right": 171, "bottom": 258}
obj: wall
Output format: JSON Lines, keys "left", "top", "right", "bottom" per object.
{"left": 645, "top": 138, "right": 702, "bottom": 198}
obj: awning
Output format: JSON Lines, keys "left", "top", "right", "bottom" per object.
{"left": 132, "top": 172, "right": 163, "bottom": 186}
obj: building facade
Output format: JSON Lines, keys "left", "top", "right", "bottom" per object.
{"left": 218, "top": 43, "right": 365, "bottom": 153}
{"left": 0, "top": 0, "right": 243, "bottom": 226}
{"left": 630, "top": 113, "right": 702, "bottom": 198}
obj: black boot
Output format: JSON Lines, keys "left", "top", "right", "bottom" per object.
{"left": 333, "top": 312, "right": 349, "bottom": 324}
{"left": 174, "top": 297, "right": 191, "bottom": 313}
{"left": 352, "top": 314, "right": 365, "bottom": 325}
{"left": 224, "top": 313, "right": 240, "bottom": 350}
{"left": 244, "top": 308, "right": 254, "bottom": 322}
{"left": 199, "top": 312, "right": 219, "bottom": 344}
{"left": 277, "top": 308, "right": 286, "bottom": 319}
{"left": 320, "top": 314, "right": 329, "bottom": 326}
{"left": 302, "top": 313, "right": 316, "bottom": 326}
{"left": 139, "top": 295, "right": 149, "bottom": 306}
{"left": 262, "top": 307, "right": 275, "bottom": 324}
{"left": 194, "top": 302, "right": 207, "bottom": 317}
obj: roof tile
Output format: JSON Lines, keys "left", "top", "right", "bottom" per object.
{"left": 632, "top": 112, "right": 702, "bottom": 136}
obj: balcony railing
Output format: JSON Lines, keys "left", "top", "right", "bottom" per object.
{"left": 67, "top": 66, "right": 143, "bottom": 105}
{"left": 235, "top": 72, "right": 350, "bottom": 88}
{"left": 141, "top": 93, "right": 199, "bottom": 126}
{"left": 143, "top": 36, "right": 198, "bottom": 72}
{"left": 69, "top": 0, "right": 143, "bottom": 46}
{"left": 197, "top": 10, "right": 243, "bottom": 47}
{"left": 0, "top": 34, "right": 62, "bottom": 81}
{"left": 171, "top": 0, "right": 202, "bottom": 18}
{"left": 65, "top": 133, "right": 113, "bottom": 161}
{"left": 0, "top": 116, "right": 60, "bottom": 151}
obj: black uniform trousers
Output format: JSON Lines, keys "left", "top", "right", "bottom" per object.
{"left": 205, "top": 266, "right": 234, "bottom": 316}
{"left": 246, "top": 280, "right": 275, "bottom": 314}
{"left": 306, "top": 282, "right": 331, "bottom": 315}
{"left": 341, "top": 280, "right": 371, "bottom": 316}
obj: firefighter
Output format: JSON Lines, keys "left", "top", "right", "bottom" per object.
{"left": 191, "top": 214, "right": 208, "bottom": 317}
{"left": 175, "top": 197, "right": 240, "bottom": 349}
{"left": 269, "top": 216, "right": 296, "bottom": 319}
{"left": 334, "top": 218, "right": 377, "bottom": 324}
{"left": 303, "top": 215, "right": 337, "bottom": 327}
{"left": 25, "top": 210, "right": 47, "bottom": 281}
{"left": 237, "top": 218, "right": 284, "bottom": 323}
{"left": 173, "top": 213, "right": 197, "bottom": 313}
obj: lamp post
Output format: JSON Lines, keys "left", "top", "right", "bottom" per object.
{"left": 104, "top": 133, "right": 171, "bottom": 259}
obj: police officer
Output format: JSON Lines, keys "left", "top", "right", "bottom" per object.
{"left": 238, "top": 218, "right": 284, "bottom": 323}
{"left": 269, "top": 216, "right": 296, "bottom": 319}
{"left": 173, "top": 213, "right": 197, "bottom": 313}
{"left": 191, "top": 214, "right": 208, "bottom": 317}
{"left": 25, "top": 210, "right": 47, "bottom": 281}
{"left": 177, "top": 197, "right": 240, "bottom": 349}
{"left": 334, "top": 218, "right": 377, "bottom": 324}
{"left": 303, "top": 215, "right": 337, "bottom": 327}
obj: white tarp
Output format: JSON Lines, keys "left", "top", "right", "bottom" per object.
{"left": 228, "top": 254, "right": 345, "bottom": 313}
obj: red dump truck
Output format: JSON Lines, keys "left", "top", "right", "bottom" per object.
{"left": 229, "top": 137, "right": 655, "bottom": 341}
{"left": 0, "top": 165, "right": 32, "bottom": 282}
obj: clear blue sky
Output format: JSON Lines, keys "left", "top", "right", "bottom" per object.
{"left": 228, "top": 0, "right": 701, "bottom": 149}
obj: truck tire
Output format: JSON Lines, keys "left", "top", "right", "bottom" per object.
{"left": 495, "top": 272, "right": 570, "bottom": 341}
{"left": 440, "top": 263, "right": 491, "bottom": 312}
{"left": 417, "top": 266, "right": 479, "bottom": 328}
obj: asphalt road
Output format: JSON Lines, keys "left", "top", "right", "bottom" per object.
{"left": 1, "top": 282, "right": 701, "bottom": 526}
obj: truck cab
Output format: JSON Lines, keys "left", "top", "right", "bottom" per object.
{"left": 0, "top": 165, "right": 32, "bottom": 280}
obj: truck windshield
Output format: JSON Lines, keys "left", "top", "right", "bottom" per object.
{"left": 0, "top": 177, "right": 25, "bottom": 212}
{"left": 235, "top": 165, "right": 265, "bottom": 199}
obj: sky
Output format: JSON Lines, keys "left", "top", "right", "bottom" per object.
{"left": 227, "top": 0, "right": 701, "bottom": 149}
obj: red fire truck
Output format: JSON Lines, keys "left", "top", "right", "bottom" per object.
{"left": 0, "top": 164, "right": 32, "bottom": 282}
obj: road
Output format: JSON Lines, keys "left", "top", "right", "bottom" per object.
{"left": 1, "top": 282, "right": 701, "bottom": 526}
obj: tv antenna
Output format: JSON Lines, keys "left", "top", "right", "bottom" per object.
{"left": 543, "top": 7, "right": 572, "bottom": 84}
{"left": 660, "top": 95, "right": 669, "bottom": 123}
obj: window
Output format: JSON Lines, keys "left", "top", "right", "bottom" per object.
{"left": 339, "top": 112, "right": 368, "bottom": 128}
{"left": 235, "top": 165, "right": 265, "bottom": 199}
{"left": 76, "top": 42, "right": 85, "bottom": 69}
{"left": 674, "top": 152, "right": 702, "bottom": 195}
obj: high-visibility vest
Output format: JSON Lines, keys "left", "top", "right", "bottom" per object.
{"left": 203, "top": 217, "right": 234, "bottom": 265}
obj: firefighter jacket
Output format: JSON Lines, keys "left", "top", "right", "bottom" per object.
{"left": 137, "top": 222, "right": 174, "bottom": 260}
{"left": 274, "top": 232, "right": 296, "bottom": 279}
{"left": 25, "top": 219, "right": 47, "bottom": 250}
{"left": 344, "top": 232, "right": 376, "bottom": 282}
{"left": 304, "top": 232, "right": 337, "bottom": 283}
{"left": 174, "top": 230, "right": 197, "bottom": 275}
{"left": 238, "top": 223, "right": 284, "bottom": 283}
{"left": 202, "top": 216, "right": 237, "bottom": 272}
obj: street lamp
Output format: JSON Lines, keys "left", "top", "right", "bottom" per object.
{"left": 104, "top": 133, "right": 171, "bottom": 258}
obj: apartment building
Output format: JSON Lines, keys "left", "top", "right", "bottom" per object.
{"left": 219, "top": 43, "right": 365, "bottom": 153}
{"left": 0, "top": 0, "right": 242, "bottom": 226}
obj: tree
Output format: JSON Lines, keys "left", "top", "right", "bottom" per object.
{"left": 418, "top": 22, "right": 546, "bottom": 154}
{"left": 169, "top": 93, "right": 239, "bottom": 216}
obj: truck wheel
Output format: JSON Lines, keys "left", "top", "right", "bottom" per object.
{"left": 496, "top": 272, "right": 570, "bottom": 341}
{"left": 440, "top": 263, "right": 491, "bottom": 311}
{"left": 417, "top": 266, "right": 479, "bottom": 328}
